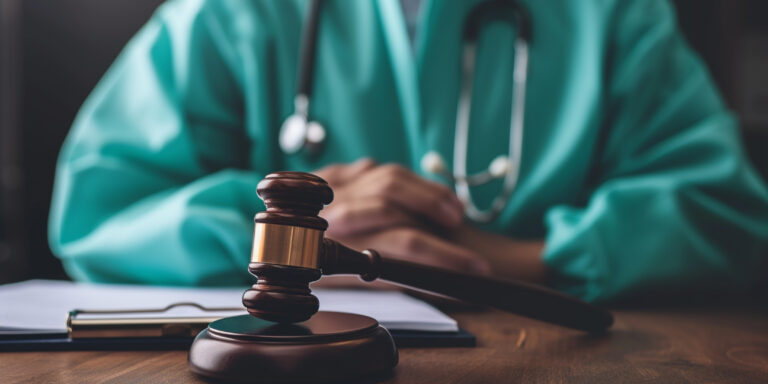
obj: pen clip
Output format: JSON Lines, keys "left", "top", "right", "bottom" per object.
{"left": 69, "top": 302, "right": 243, "bottom": 317}
{"left": 67, "top": 303, "right": 245, "bottom": 339}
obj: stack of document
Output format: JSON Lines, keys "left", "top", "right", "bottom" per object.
{"left": 0, "top": 280, "right": 458, "bottom": 334}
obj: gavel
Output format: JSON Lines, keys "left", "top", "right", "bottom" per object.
{"left": 189, "top": 171, "right": 612, "bottom": 382}
{"left": 243, "top": 171, "right": 612, "bottom": 333}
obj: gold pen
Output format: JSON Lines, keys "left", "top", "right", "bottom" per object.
{"left": 67, "top": 303, "right": 244, "bottom": 339}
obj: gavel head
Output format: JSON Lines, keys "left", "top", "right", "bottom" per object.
{"left": 242, "top": 172, "right": 333, "bottom": 323}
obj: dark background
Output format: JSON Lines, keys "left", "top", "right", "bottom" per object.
{"left": 1, "top": 0, "right": 767, "bottom": 284}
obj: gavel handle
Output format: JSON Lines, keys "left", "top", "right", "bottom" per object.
{"left": 321, "top": 238, "right": 613, "bottom": 333}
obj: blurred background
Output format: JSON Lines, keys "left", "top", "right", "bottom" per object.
{"left": 1, "top": 0, "right": 767, "bottom": 284}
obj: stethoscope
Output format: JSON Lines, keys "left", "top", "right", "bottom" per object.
{"left": 280, "top": 0, "right": 531, "bottom": 223}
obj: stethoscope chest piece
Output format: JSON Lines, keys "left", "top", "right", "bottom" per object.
{"left": 279, "top": 114, "right": 326, "bottom": 155}
{"left": 279, "top": 0, "right": 327, "bottom": 156}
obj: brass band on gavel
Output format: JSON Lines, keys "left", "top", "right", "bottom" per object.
{"left": 250, "top": 222, "right": 324, "bottom": 270}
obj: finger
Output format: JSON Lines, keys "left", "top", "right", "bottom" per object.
{"left": 311, "top": 164, "right": 343, "bottom": 184}
{"left": 310, "top": 275, "right": 401, "bottom": 291}
{"left": 322, "top": 199, "right": 421, "bottom": 238}
{"left": 402, "top": 232, "right": 491, "bottom": 275}
{"left": 372, "top": 229, "right": 491, "bottom": 275}
{"left": 337, "top": 158, "right": 376, "bottom": 182}
{"left": 386, "top": 176, "right": 463, "bottom": 227}
{"left": 353, "top": 165, "right": 464, "bottom": 228}
{"left": 312, "top": 158, "right": 376, "bottom": 187}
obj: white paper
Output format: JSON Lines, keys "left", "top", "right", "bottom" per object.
{"left": 0, "top": 280, "right": 457, "bottom": 333}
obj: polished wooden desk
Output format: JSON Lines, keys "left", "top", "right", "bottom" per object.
{"left": 2, "top": 305, "right": 767, "bottom": 383}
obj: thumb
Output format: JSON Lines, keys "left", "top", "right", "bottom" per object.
{"left": 313, "top": 158, "right": 376, "bottom": 187}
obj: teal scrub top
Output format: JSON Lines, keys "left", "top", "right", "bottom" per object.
{"left": 49, "top": 0, "right": 768, "bottom": 302}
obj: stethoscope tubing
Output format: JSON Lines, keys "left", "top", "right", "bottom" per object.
{"left": 281, "top": 0, "right": 532, "bottom": 223}
{"left": 454, "top": 38, "right": 529, "bottom": 223}
{"left": 297, "top": 0, "right": 324, "bottom": 99}
{"left": 453, "top": 1, "right": 531, "bottom": 223}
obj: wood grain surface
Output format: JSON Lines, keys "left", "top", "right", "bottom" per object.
{"left": 1, "top": 305, "right": 767, "bottom": 383}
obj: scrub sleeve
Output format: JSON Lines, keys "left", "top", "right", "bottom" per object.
{"left": 542, "top": 0, "right": 768, "bottom": 301}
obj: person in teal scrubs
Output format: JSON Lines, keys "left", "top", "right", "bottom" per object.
{"left": 49, "top": 0, "right": 768, "bottom": 302}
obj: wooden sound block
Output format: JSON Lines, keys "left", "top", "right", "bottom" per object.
{"left": 188, "top": 311, "right": 398, "bottom": 383}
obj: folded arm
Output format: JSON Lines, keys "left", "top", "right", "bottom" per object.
{"left": 49, "top": 1, "right": 261, "bottom": 285}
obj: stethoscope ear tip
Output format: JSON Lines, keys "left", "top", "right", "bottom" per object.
{"left": 421, "top": 151, "right": 510, "bottom": 185}
{"left": 421, "top": 151, "right": 447, "bottom": 175}
{"left": 489, "top": 156, "right": 510, "bottom": 179}
{"left": 306, "top": 121, "right": 326, "bottom": 144}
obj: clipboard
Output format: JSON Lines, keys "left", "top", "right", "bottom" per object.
{"left": 0, "top": 302, "right": 475, "bottom": 351}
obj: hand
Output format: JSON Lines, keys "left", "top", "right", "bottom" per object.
{"left": 451, "top": 225, "right": 548, "bottom": 283}
{"left": 312, "top": 160, "right": 490, "bottom": 276}
{"left": 339, "top": 227, "right": 492, "bottom": 275}
{"left": 312, "top": 160, "right": 547, "bottom": 287}
{"left": 314, "top": 159, "right": 465, "bottom": 239}
{"left": 312, "top": 226, "right": 492, "bottom": 290}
